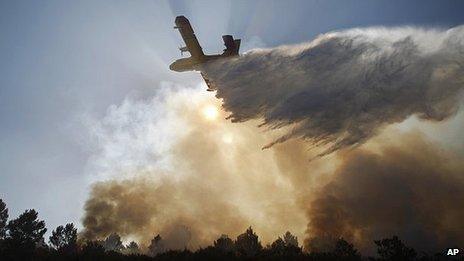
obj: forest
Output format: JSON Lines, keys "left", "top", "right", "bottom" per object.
{"left": 0, "top": 199, "right": 456, "bottom": 260}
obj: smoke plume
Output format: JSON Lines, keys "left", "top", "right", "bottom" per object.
{"left": 80, "top": 26, "right": 464, "bottom": 255}
{"left": 205, "top": 26, "right": 464, "bottom": 155}
{"left": 305, "top": 131, "right": 464, "bottom": 254}
{"left": 81, "top": 88, "right": 309, "bottom": 248}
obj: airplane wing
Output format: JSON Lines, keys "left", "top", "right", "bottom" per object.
{"left": 174, "top": 16, "right": 205, "bottom": 60}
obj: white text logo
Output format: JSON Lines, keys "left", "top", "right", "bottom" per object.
{"left": 447, "top": 248, "right": 459, "bottom": 256}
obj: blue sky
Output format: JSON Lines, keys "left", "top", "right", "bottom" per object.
{"left": 1, "top": 0, "right": 464, "bottom": 234}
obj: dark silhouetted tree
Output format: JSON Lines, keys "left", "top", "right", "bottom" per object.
{"left": 374, "top": 236, "right": 417, "bottom": 261}
{"left": 283, "top": 231, "right": 299, "bottom": 247}
{"left": 6, "top": 209, "right": 47, "bottom": 245}
{"left": 266, "top": 231, "right": 302, "bottom": 258}
{"left": 49, "top": 223, "right": 77, "bottom": 254}
{"left": 334, "top": 238, "right": 361, "bottom": 261}
{"left": 81, "top": 240, "right": 105, "bottom": 260}
{"left": 0, "top": 199, "right": 8, "bottom": 257}
{"left": 103, "top": 232, "right": 124, "bottom": 252}
{"left": 148, "top": 234, "right": 165, "bottom": 256}
{"left": 3, "top": 209, "right": 47, "bottom": 260}
{"left": 192, "top": 235, "right": 235, "bottom": 260}
{"left": 0, "top": 199, "right": 8, "bottom": 239}
{"left": 269, "top": 237, "right": 286, "bottom": 253}
{"left": 235, "top": 226, "right": 262, "bottom": 258}
{"left": 213, "top": 234, "right": 235, "bottom": 253}
{"left": 124, "top": 241, "right": 139, "bottom": 255}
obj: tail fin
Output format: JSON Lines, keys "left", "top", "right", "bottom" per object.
{"left": 222, "top": 35, "right": 241, "bottom": 56}
{"left": 233, "top": 39, "right": 241, "bottom": 54}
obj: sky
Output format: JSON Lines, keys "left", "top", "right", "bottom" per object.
{"left": 1, "top": 0, "right": 464, "bottom": 243}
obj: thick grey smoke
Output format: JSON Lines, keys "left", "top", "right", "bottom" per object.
{"left": 305, "top": 132, "right": 464, "bottom": 254}
{"left": 205, "top": 26, "right": 464, "bottom": 155}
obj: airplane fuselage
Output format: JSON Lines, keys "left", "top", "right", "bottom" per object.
{"left": 169, "top": 16, "right": 240, "bottom": 90}
{"left": 169, "top": 54, "right": 224, "bottom": 72}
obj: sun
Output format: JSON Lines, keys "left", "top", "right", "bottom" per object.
{"left": 202, "top": 105, "right": 219, "bottom": 120}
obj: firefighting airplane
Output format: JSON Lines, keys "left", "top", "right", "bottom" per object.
{"left": 169, "top": 16, "right": 241, "bottom": 91}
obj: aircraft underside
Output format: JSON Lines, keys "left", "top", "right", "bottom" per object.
{"left": 169, "top": 16, "right": 240, "bottom": 91}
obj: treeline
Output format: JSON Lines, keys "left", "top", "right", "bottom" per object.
{"left": 0, "top": 199, "right": 453, "bottom": 260}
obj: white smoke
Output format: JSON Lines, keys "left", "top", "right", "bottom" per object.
{"left": 205, "top": 26, "right": 464, "bottom": 156}
{"left": 80, "top": 85, "right": 310, "bottom": 247}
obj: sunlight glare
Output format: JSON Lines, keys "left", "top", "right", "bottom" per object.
{"left": 202, "top": 105, "right": 219, "bottom": 120}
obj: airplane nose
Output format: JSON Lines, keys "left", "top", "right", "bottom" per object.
{"left": 169, "top": 61, "right": 180, "bottom": 72}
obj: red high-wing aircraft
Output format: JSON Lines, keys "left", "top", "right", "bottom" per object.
{"left": 169, "top": 16, "right": 241, "bottom": 91}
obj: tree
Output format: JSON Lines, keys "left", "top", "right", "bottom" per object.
{"left": 267, "top": 232, "right": 302, "bottom": 257}
{"left": 124, "top": 241, "right": 139, "bottom": 255}
{"left": 148, "top": 234, "right": 165, "bottom": 256}
{"left": 81, "top": 240, "right": 105, "bottom": 260}
{"left": 235, "top": 227, "right": 262, "bottom": 258}
{"left": 269, "top": 237, "right": 286, "bottom": 254}
{"left": 213, "top": 234, "right": 235, "bottom": 253}
{"left": 0, "top": 199, "right": 8, "bottom": 239}
{"left": 49, "top": 223, "right": 77, "bottom": 253}
{"left": 374, "top": 236, "right": 417, "bottom": 261}
{"left": 103, "top": 233, "right": 124, "bottom": 252}
{"left": 6, "top": 209, "right": 47, "bottom": 246}
{"left": 3, "top": 209, "right": 47, "bottom": 260}
{"left": 334, "top": 238, "right": 361, "bottom": 261}
{"left": 283, "top": 231, "right": 298, "bottom": 247}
